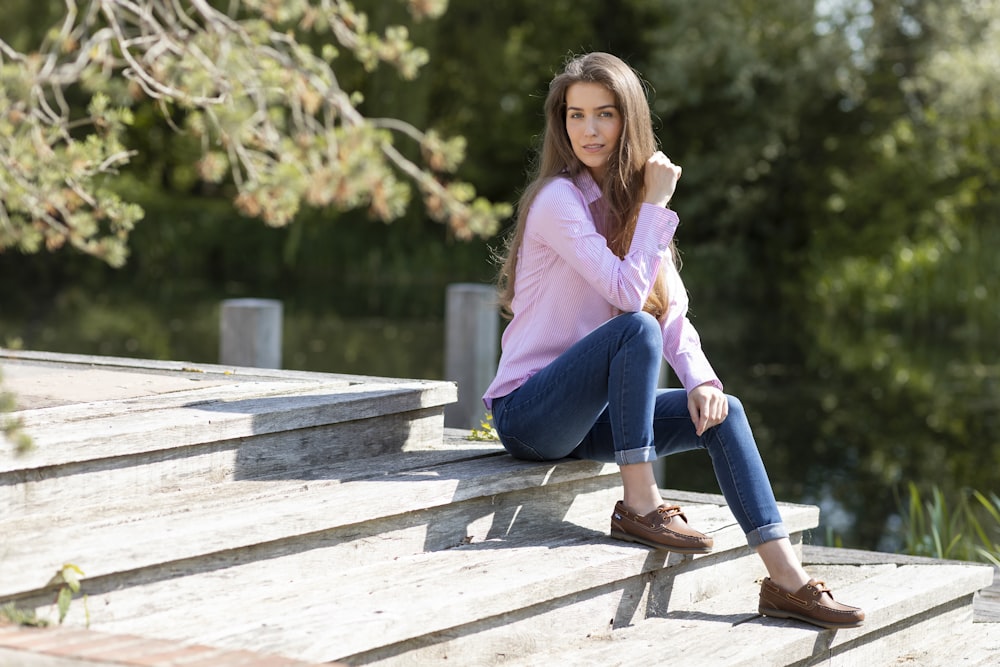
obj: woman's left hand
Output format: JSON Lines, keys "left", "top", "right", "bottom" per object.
{"left": 688, "top": 383, "right": 728, "bottom": 436}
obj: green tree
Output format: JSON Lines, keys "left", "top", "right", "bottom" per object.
{"left": 621, "top": 0, "right": 998, "bottom": 548}
{"left": 628, "top": 0, "right": 872, "bottom": 518}
{"left": 801, "top": 0, "right": 1000, "bottom": 546}
{"left": 0, "top": 0, "right": 510, "bottom": 267}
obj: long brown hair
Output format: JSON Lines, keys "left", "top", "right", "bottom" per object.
{"left": 497, "top": 52, "right": 673, "bottom": 320}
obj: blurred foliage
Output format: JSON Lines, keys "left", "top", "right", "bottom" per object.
{"left": 0, "top": 366, "right": 33, "bottom": 455}
{"left": 0, "top": 0, "right": 997, "bottom": 550}
{"left": 0, "top": 601, "right": 47, "bottom": 627}
{"left": 900, "top": 483, "right": 1000, "bottom": 566}
{"left": 795, "top": 0, "right": 1000, "bottom": 547}
{"left": 0, "top": 0, "right": 509, "bottom": 267}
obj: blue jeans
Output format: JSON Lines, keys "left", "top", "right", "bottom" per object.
{"left": 490, "top": 312, "right": 788, "bottom": 548}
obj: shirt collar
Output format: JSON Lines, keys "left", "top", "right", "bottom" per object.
{"left": 577, "top": 170, "right": 603, "bottom": 204}
{"left": 564, "top": 168, "right": 602, "bottom": 204}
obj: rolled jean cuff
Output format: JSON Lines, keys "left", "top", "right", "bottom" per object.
{"left": 746, "top": 522, "right": 789, "bottom": 548}
{"left": 615, "top": 445, "right": 657, "bottom": 466}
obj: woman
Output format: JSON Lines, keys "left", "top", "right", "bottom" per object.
{"left": 482, "top": 52, "right": 864, "bottom": 630}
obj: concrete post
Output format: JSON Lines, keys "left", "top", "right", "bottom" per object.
{"left": 219, "top": 299, "right": 283, "bottom": 369}
{"left": 655, "top": 361, "right": 671, "bottom": 488}
{"left": 444, "top": 284, "right": 499, "bottom": 429}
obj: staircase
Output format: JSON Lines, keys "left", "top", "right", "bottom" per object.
{"left": 1, "top": 350, "right": 996, "bottom": 666}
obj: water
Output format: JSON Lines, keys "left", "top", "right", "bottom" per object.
{"left": 0, "top": 294, "right": 445, "bottom": 381}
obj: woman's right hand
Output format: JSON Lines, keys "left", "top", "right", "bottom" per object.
{"left": 643, "top": 151, "right": 682, "bottom": 207}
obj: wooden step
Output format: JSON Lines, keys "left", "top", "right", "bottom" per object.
{"left": 349, "top": 534, "right": 777, "bottom": 666}
{"left": 893, "top": 610, "right": 1000, "bottom": 666}
{"left": 975, "top": 566, "right": 1000, "bottom": 622}
{"left": 1, "top": 350, "right": 456, "bottom": 514}
{"left": 377, "top": 560, "right": 887, "bottom": 667}
{"left": 0, "top": 442, "right": 626, "bottom": 600}
{"left": 15, "top": 349, "right": 976, "bottom": 667}
{"left": 484, "top": 553, "right": 994, "bottom": 667}
{"left": 26, "top": 491, "right": 818, "bottom": 664}
{"left": 0, "top": 623, "right": 339, "bottom": 667}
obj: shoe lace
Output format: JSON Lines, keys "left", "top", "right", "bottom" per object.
{"left": 808, "top": 580, "right": 833, "bottom": 598}
{"left": 656, "top": 505, "right": 685, "bottom": 520}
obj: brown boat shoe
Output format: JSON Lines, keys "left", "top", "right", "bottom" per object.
{"left": 759, "top": 577, "right": 865, "bottom": 630}
{"left": 609, "top": 501, "right": 714, "bottom": 554}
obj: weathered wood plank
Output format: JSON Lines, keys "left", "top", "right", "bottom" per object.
{"left": 2, "top": 362, "right": 236, "bottom": 411}
{"left": 349, "top": 545, "right": 773, "bottom": 666}
{"left": 7, "top": 368, "right": 448, "bottom": 428}
{"left": 1, "top": 380, "right": 455, "bottom": 472}
{"left": 30, "top": 499, "right": 818, "bottom": 662}
{"left": 2, "top": 470, "right": 813, "bottom": 603}
{"left": 892, "top": 608, "right": 1000, "bottom": 667}
{"left": 499, "top": 561, "right": 992, "bottom": 667}
{"left": 802, "top": 543, "right": 957, "bottom": 566}
{"left": 0, "top": 454, "right": 624, "bottom": 598}
{"left": 0, "top": 350, "right": 353, "bottom": 414}
{"left": 1, "top": 407, "right": 451, "bottom": 514}
{"left": 517, "top": 564, "right": 896, "bottom": 667}
{"left": 806, "top": 546, "right": 1000, "bottom": 625}
{"left": 833, "top": 601, "right": 974, "bottom": 667}
{"left": 5, "top": 408, "right": 480, "bottom": 517}
{"left": 49, "top": 528, "right": 761, "bottom": 661}
{"left": 0, "top": 646, "right": 99, "bottom": 667}
{"left": 0, "top": 624, "right": 339, "bottom": 667}
{"left": 30, "top": 479, "right": 624, "bottom": 625}
{"left": 974, "top": 566, "right": 1000, "bottom": 623}
{"left": 1, "top": 348, "right": 419, "bottom": 383}
{"left": 10, "top": 379, "right": 329, "bottom": 426}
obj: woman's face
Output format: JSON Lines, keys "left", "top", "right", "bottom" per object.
{"left": 565, "top": 82, "right": 622, "bottom": 182}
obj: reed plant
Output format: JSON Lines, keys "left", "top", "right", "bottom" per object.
{"left": 899, "top": 482, "right": 1000, "bottom": 567}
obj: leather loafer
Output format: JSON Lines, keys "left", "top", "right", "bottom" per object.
{"left": 610, "top": 501, "right": 714, "bottom": 554}
{"left": 759, "top": 577, "right": 865, "bottom": 629}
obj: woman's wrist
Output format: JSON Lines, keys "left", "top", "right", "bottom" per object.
{"left": 643, "top": 195, "right": 672, "bottom": 208}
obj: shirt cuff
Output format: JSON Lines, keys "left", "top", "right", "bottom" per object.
{"left": 631, "top": 204, "right": 679, "bottom": 256}
{"left": 674, "top": 352, "right": 723, "bottom": 394}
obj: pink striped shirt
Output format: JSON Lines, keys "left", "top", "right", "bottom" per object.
{"left": 483, "top": 171, "right": 722, "bottom": 409}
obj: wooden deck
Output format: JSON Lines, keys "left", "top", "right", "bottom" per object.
{"left": 977, "top": 567, "right": 1000, "bottom": 623}
{"left": 1, "top": 349, "right": 997, "bottom": 666}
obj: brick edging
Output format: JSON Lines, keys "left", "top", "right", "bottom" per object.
{"left": 0, "top": 623, "right": 339, "bottom": 666}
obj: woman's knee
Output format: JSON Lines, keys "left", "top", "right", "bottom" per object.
{"left": 619, "top": 310, "right": 659, "bottom": 330}
{"left": 713, "top": 395, "right": 758, "bottom": 452}
{"left": 720, "top": 395, "right": 753, "bottom": 434}
{"left": 726, "top": 394, "right": 746, "bottom": 418}
{"left": 617, "top": 311, "right": 661, "bottom": 350}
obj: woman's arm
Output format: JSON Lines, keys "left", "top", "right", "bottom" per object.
{"left": 660, "top": 263, "right": 723, "bottom": 394}
{"left": 530, "top": 178, "right": 677, "bottom": 312}
{"left": 660, "top": 269, "right": 728, "bottom": 433}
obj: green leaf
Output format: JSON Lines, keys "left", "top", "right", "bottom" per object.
{"left": 56, "top": 587, "right": 73, "bottom": 624}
